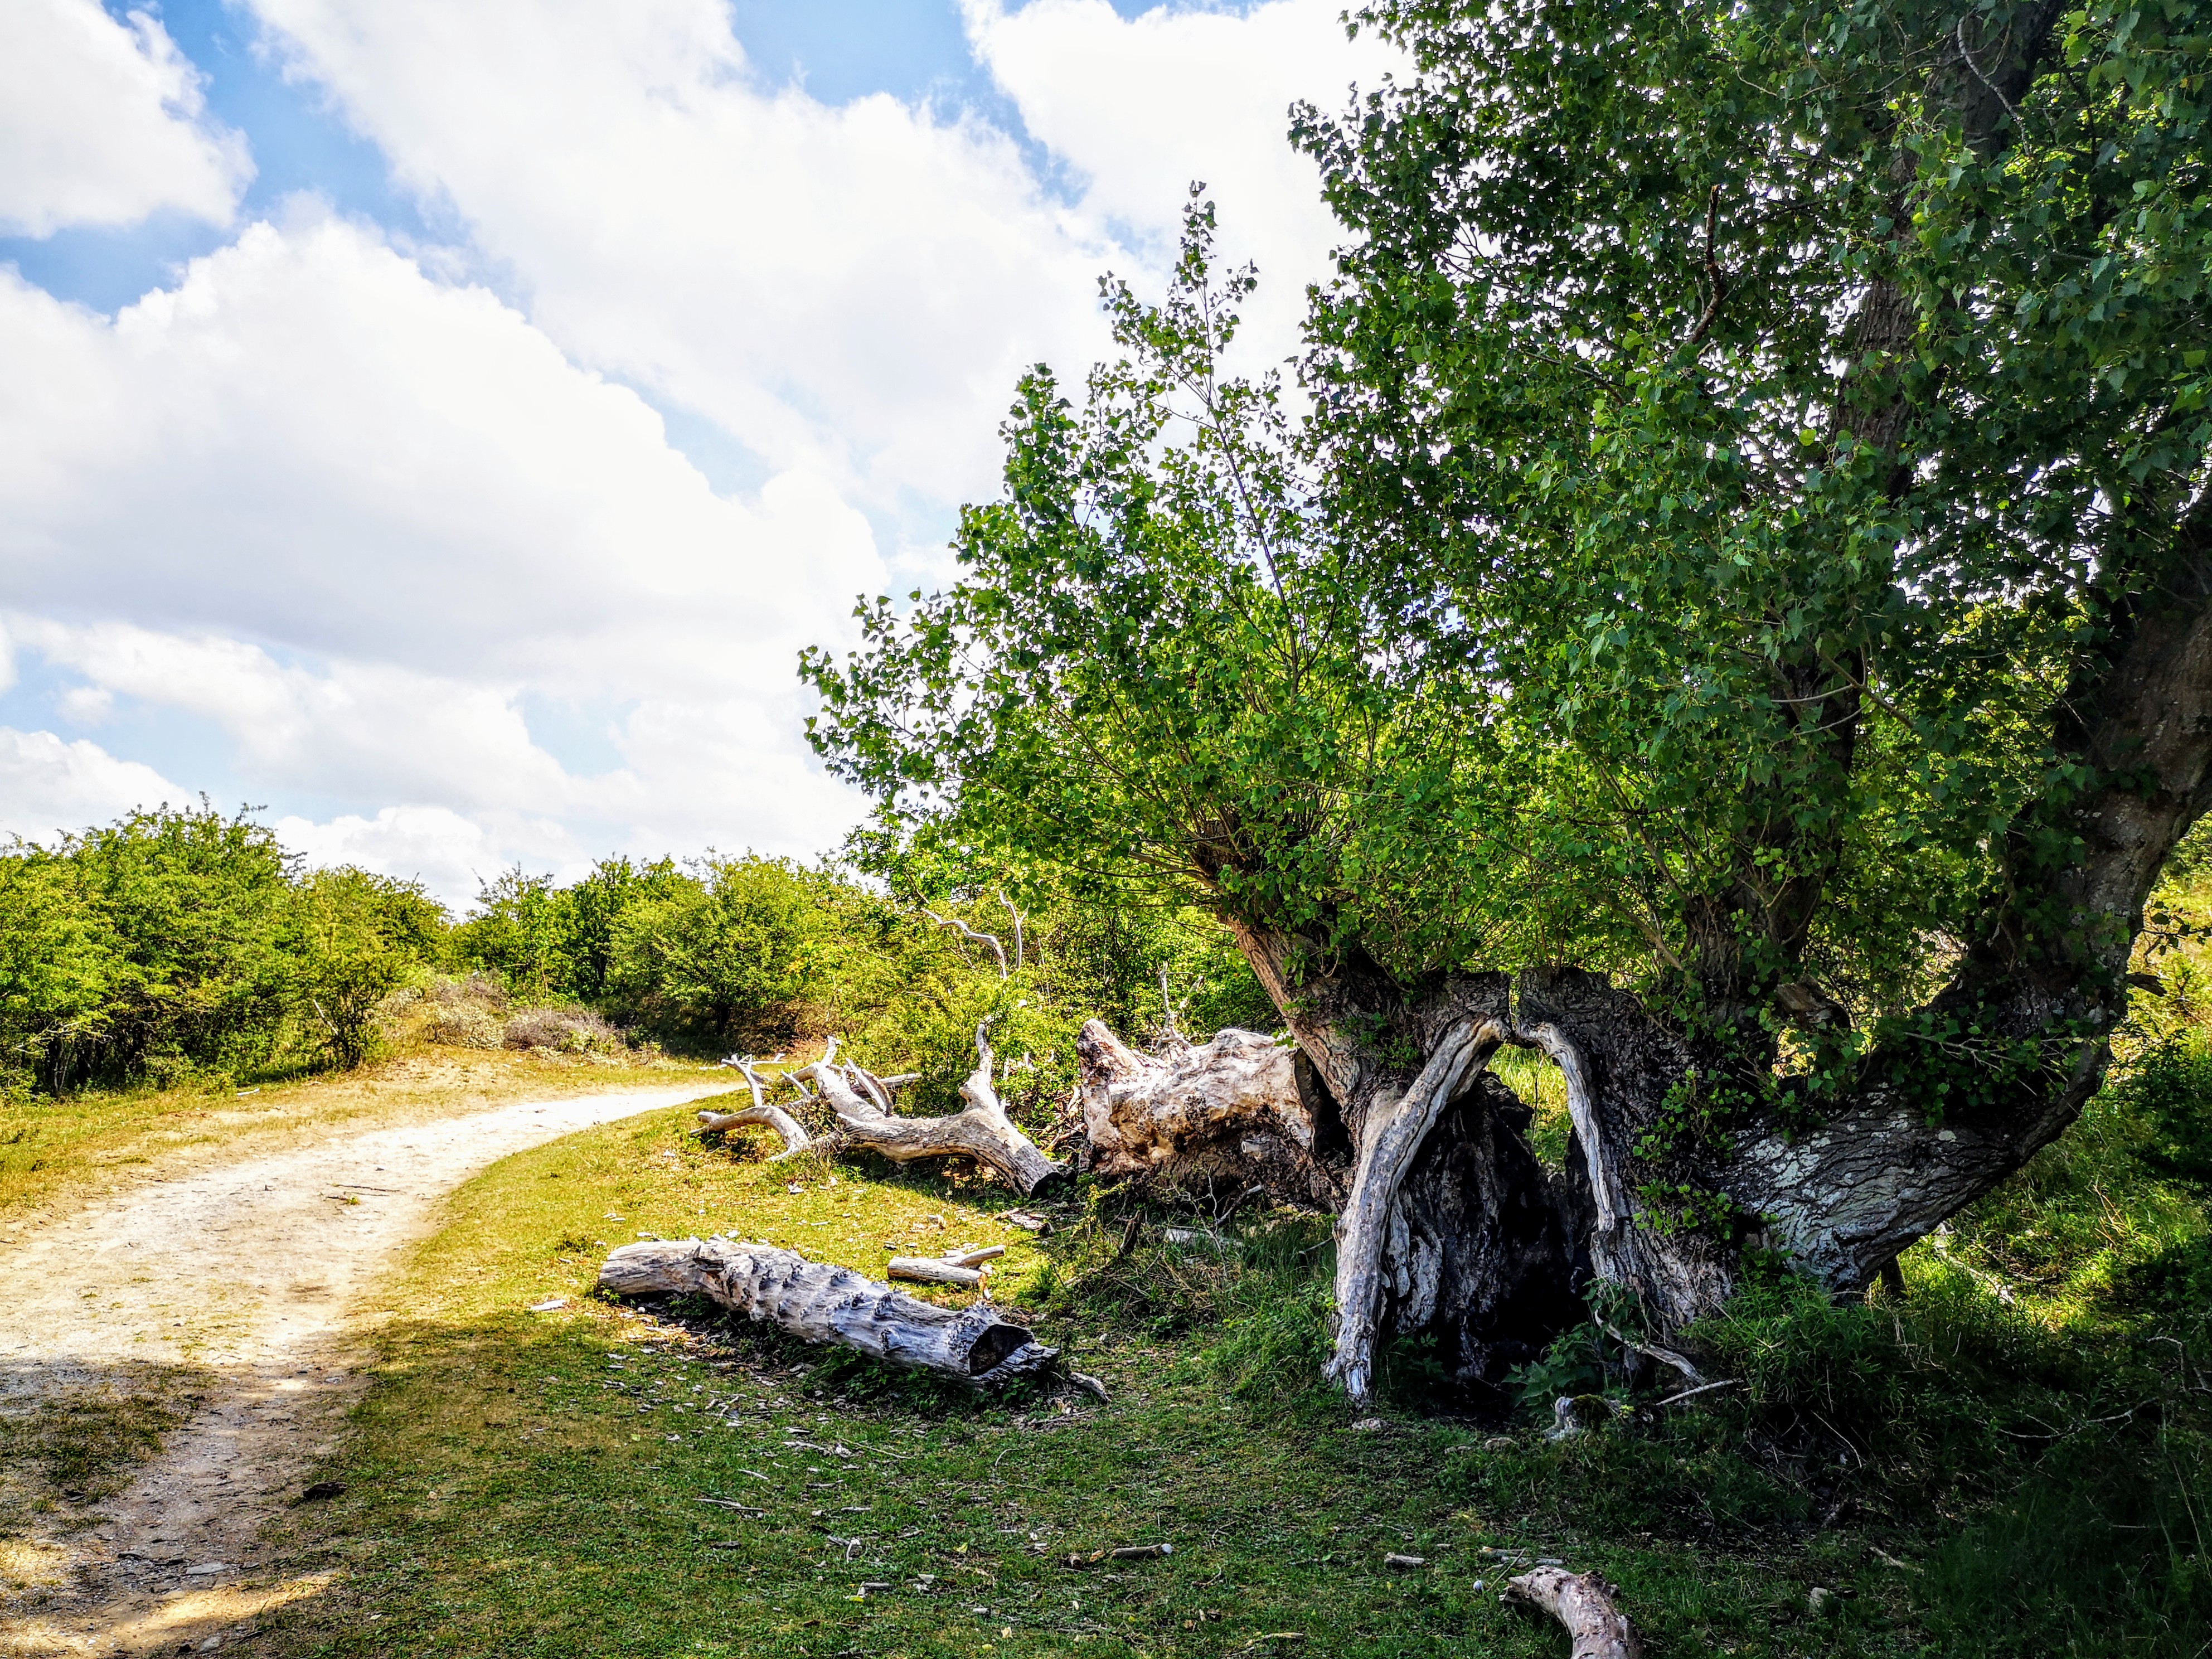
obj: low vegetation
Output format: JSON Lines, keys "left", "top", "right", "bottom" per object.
{"left": 233, "top": 998, "right": 2208, "bottom": 1656}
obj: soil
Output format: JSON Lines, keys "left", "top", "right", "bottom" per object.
{"left": 0, "top": 1083, "right": 726, "bottom": 1656}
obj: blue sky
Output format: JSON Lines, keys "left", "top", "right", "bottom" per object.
{"left": 0, "top": 0, "right": 1393, "bottom": 904}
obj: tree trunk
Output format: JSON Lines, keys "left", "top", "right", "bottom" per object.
{"left": 1075, "top": 1019, "right": 1342, "bottom": 1208}
{"left": 598, "top": 1237, "right": 1059, "bottom": 1386}
{"left": 804, "top": 1027, "right": 1070, "bottom": 1197}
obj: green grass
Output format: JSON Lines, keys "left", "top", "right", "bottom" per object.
{"left": 248, "top": 1104, "right": 2143, "bottom": 1659}
{"left": 202, "top": 1003, "right": 2212, "bottom": 1659}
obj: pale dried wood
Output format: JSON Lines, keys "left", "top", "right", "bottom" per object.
{"left": 922, "top": 906, "right": 1010, "bottom": 977}
{"left": 1324, "top": 1019, "right": 1505, "bottom": 1403}
{"left": 804, "top": 1023, "right": 1069, "bottom": 1196}
{"left": 944, "top": 1245, "right": 1004, "bottom": 1267}
{"left": 1503, "top": 1566, "right": 1642, "bottom": 1659}
{"left": 1076, "top": 1020, "right": 1336, "bottom": 1205}
{"left": 697, "top": 1056, "right": 811, "bottom": 1157}
{"left": 597, "top": 1237, "right": 1056, "bottom": 1385}
{"left": 888, "top": 1257, "right": 983, "bottom": 1287}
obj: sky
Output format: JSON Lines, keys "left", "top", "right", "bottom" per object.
{"left": 0, "top": 0, "right": 1399, "bottom": 908}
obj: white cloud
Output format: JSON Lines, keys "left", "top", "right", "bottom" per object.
{"left": 0, "top": 215, "right": 881, "bottom": 682}
{"left": 244, "top": 0, "right": 1119, "bottom": 512}
{"left": 963, "top": 0, "right": 1401, "bottom": 358}
{"left": 0, "top": 727, "right": 187, "bottom": 845}
{"left": 0, "top": 211, "right": 877, "bottom": 902}
{"left": 0, "top": 0, "right": 251, "bottom": 236}
{"left": 0, "top": 2, "right": 1400, "bottom": 901}
{"left": 273, "top": 804, "right": 571, "bottom": 909}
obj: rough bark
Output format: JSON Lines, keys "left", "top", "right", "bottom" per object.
{"left": 1325, "top": 1019, "right": 1498, "bottom": 1399}
{"left": 1076, "top": 1020, "right": 1340, "bottom": 1207}
{"left": 1503, "top": 1567, "right": 1643, "bottom": 1659}
{"left": 597, "top": 1237, "right": 1057, "bottom": 1386}
{"left": 805, "top": 1027, "right": 1070, "bottom": 1197}
{"left": 1099, "top": 934, "right": 1576, "bottom": 1403}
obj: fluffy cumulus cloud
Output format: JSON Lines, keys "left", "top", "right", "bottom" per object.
{"left": 0, "top": 211, "right": 876, "bottom": 900}
{"left": 0, "top": 726, "right": 187, "bottom": 845}
{"left": 0, "top": 1, "right": 1397, "bottom": 906}
{"left": 245, "top": 0, "right": 1119, "bottom": 513}
{"left": 962, "top": 0, "right": 1401, "bottom": 358}
{"left": 0, "top": 0, "right": 251, "bottom": 236}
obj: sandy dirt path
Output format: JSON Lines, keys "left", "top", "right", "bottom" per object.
{"left": 2, "top": 1083, "right": 726, "bottom": 1655}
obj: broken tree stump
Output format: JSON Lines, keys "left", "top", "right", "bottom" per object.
{"left": 1075, "top": 1020, "right": 1341, "bottom": 1207}
{"left": 804, "top": 1026, "right": 1069, "bottom": 1196}
{"left": 1503, "top": 1566, "right": 1642, "bottom": 1659}
{"left": 597, "top": 1237, "right": 1057, "bottom": 1386}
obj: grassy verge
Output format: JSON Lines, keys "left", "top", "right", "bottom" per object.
{"left": 251, "top": 1109, "right": 1970, "bottom": 1659}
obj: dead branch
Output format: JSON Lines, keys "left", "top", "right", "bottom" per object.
{"left": 922, "top": 906, "right": 1010, "bottom": 977}
{"left": 802, "top": 1023, "right": 1069, "bottom": 1196}
{"left": 1503, "top": 1566, "right": 1643, "bottom": 1659}
{"left": 697, "top": 1056, "right": 812, "bottom": 1157}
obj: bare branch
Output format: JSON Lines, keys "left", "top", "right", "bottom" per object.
{"left": 922, "top": 906, "right": 1010, "bottom": 977}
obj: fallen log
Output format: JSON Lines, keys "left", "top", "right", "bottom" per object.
{"left": 1503, "top": 1566, "right": 1642, "bottom": 1659}
{"left": 697, "top": 1057, "right": 811, "bottom": 1157}
{"left": 804, "top": 1026, "right": 1069, "bottom": 1197}
{"left": 888, "top": 1256, "right": 983, "bottom": 1287}
{"left": 597, "top": 1237, "right": 1057, "bottom": 1386}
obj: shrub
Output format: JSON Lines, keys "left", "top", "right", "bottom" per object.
{"left": 501, "top": 1004, "right": 627, "bottom": 1055}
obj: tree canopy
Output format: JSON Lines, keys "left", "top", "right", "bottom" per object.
{"left": 804, "top": 0, "right": 2212, "bottom": 1366}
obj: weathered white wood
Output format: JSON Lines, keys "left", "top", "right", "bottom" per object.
{"left": 888, "top": 1256, "right": 984, "bottom": 1287}
{"left": 1323, "top": 1019, "right": 1503, "bottom": 1403}
{"left": 804, "top": 1024, "right": 1068, "bottom": 1196}
{"left": 922, "top": 907, "right": 1010, "bottom": 977}
{"left": 944, "top": 1245, "right": 1004, "bottom": 1267}
{"left": 1076, "top": 1020, "right": 1335, "bottom": 1205}
{"left": 697, "top": 1057, "right": 811, "bottom": 1157}
{"left": 1503, "top": 1566, "right": 1642, "bottom": 1659}
{"left": 596, "top": 1237, "right": 1056, "bottom": 1385}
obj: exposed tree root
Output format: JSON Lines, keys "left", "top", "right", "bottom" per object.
{"left": 1075, "top": 1020, "right": 1338, "bottom": 1207}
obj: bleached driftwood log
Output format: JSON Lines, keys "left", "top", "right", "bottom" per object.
{"left": 697, "top": 1056, "right": 811, "bottom": 1157}
{"left": 598, "top": 1237, "right": 1057, "bottom": 1386}
{"left": 804, "top": 1026, "right": 1068, "bottom": 1196}
{"left": 1076, "top": 1020, "right": 1341, "bottom": 1207}
{"left": 1503, "top": 1566, "right": 1642, "bottom": 1659}
{"left": 887, "top": 1244, "right": 1005, "bottom": 1287}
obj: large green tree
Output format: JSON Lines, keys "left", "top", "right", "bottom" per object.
{"left": 807, "top": 0, "right": 2211, "bottom": 1400}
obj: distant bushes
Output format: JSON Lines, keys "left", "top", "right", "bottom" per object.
{"left": 0, "top": 804, "right": 443, "bottom": 1094}
{"left": 445, "top": 850, "right": 1274, "bottom": 1111}
{"left": 2, "top": 804, "right": 1273, "bottom": 1103}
